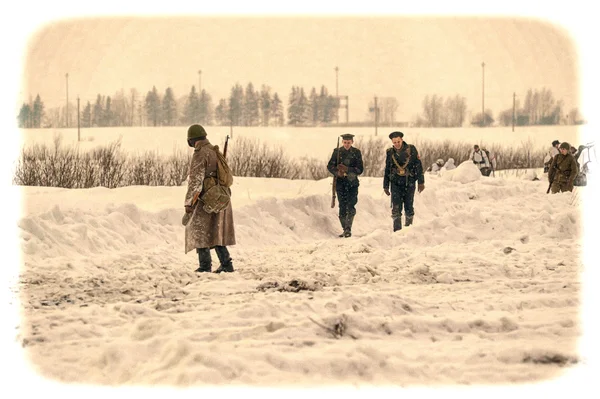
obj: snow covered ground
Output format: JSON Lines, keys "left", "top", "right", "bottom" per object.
{"left": 4, "top": 159, "right": 599, "bottom": 397}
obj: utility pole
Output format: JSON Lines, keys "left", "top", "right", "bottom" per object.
{"left": 346, "top": 96, "right": 349, "bottom": 124}
{"left": 131, "top": 91, "right": 135, "bottom": 126}
{"left": 374, "top": 96, "right": 379, "bottom": 136}
{"left": 335, "top": 66, "right": 339, "bottom": 124}
{"left": 65, "top": 73, "right": 69, "bottom": 128}
{"left": 512, "top": 92, "right": 516, "bottom": 132}
{"left": 481, "top": 62, "right": 485, "bottom": 127}
{"left": 229, "top": 107, "right": 233, "bottom": 138}
{"left": 77, "top": 97, "right": 80, "bottom": 141}
{"left": 198, "top": 70, "right": 202, "bottom": 93}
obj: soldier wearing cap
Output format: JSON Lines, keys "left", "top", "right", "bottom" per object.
{"left": 543, "top": 140, "right": 561, "bottom": 173}
{"left": 327, "top": 133, "right": 364, "bottom": 237}
{"left": 548, "top": 141, "right": 578, "bottom": 193}
{"left": 383, "top": 131, "right": 425, "bottom": 232}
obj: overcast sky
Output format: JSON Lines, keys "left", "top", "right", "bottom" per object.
{"left": 14, "top": 6, "right": 586, "bottom": 123}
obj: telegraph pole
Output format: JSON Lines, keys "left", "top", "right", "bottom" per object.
{"left": 131, "top": 91, "right": 135, "bottom": 126}
{"left": 198, "top": 69, "right": 202, "bottom": 93}
{"left": 374, "top": 96, "right": 379, "bottom": 136}
{"left": 335, "top": 66, "right": 339, "bottom": 124}
{"left": 512, "top": 92, "right": 516, "bottom": 132}
{"left": 77, "top": 97, "right": 80, "bottom": 141}
{"left": 481, "top": 62, "right": 485, "bottom": 127}
{"left": 65, "top": 73, "right": 69, "bottom": 128}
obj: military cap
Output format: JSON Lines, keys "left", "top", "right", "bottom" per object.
{"left": 388, "top": 131, "right": 404, "bottom": 139}
{"left": 187, "top": 124, "right": 207, "bottom": 140}
{"left": 552, "top": 140, "right": 560, "bottom": 146}
{"left": 340, "top": 133, "right": 355, "bottom": 140}
{"left": 559, "top": 142, "right": 571, "bottom": 150}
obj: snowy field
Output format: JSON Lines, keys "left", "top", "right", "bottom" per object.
{"left": 4, "top": 158, "right": 599, "bottom": 392}
{"left": 4, "top": 125, "right": 599, "bottom": 398}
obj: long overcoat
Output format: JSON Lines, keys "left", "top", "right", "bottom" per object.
{"left": 184, "top": 140, "right": 236, "bottom": 253}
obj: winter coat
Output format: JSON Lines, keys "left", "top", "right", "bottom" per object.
{"left": 327, "top": 146, "right": 364, "bottom": 187}
{"left": 184, "top": 140, "right": 236, "bottom": 254}
{"left": 442, "top": 158, "right": 456, "bottom": 170}
{"left": 548, "top": 152, "right": 578, "bottom": 193}
{"left": 383, "top": 142, "right": 424, "bottom": 189}
{"left": 429, "top": 163, "right": 442, "bottom": 173}
{"left": 470, "top": 149, "right": 490, "bottom": 169}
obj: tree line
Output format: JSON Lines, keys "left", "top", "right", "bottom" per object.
{"left": 18, "top": 84, "right": 583, "bottom": 129}
{"left": 414, "top": 87, "right": 583, "bottom": 127}
{"left": 18, "top": 83, "right": 337, "bottom": 129}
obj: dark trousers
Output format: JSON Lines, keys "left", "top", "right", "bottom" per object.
{"left": 391, "top": 180, "right": 416, "bottom": 220}
{"left": 196, "top": 246, "right": 231, "bottom": 271}
{"left": 336, "top": 181, "right": 359, "bottom": 219}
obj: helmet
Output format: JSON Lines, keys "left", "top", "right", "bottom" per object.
{"left": 559, "top": 142, "right": 570, "bottom": 150}
{"left": 187, "top": 124, "right": 207, "bottom": 140}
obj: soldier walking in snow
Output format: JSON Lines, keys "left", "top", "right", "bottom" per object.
{"left": 470, "top": 144, "right": 490, "bottom": 175}
{"left": 183, "top": 124, "right": 236, "bottom": 273}
{"left": 383, "top": 131, "right": 425, "bottom": 232}
{"left": 327, "top": 133, "right": 364, "bottom": 237}
{"left": 548, "top": 142, "right": 579, "bottom": 193}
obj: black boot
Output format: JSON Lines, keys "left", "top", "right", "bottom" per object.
{"left": 393, "top": 218, "right": 402, "bottom": 232}
{"left": 214, "top": 246, "right": 234, "bottom": 273}
{"left": 195, "top": 248, "right": 212, "bottom": 272}
{"left": 343, "top": 214, "right": 354, "bottom": 237}
{"left": 338, "top": 216, "right": 346, "bottom": 237}
{"left": 405, "top": 215, "right": 414, "bottom": 227}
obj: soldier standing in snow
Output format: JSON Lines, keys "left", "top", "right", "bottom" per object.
{"left": 184, "top": 124, "right": 236, "bottom": 273}
{"left": 383, "top": 131, "right": 425, "bottom": 232}
{"left": 470, "top": 144, "right": 490, "bottom": 175}
{"left": 327, "top": 133, "right": 364, "bottom": 238}
{"left": 548, "top": 142, "right": 579, "bottom": 193}
{"left": 543, "top": 140, "right": 560, "bottom": 173}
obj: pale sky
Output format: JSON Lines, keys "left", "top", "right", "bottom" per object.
{"left": 18, "top": 12, "right": 582, "bottom": 123}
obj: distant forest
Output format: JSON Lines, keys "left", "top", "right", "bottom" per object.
{"left": 18, "top": 83, "right": 585, "bottom": 129}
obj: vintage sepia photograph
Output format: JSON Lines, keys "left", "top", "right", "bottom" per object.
{"left": 3, "top": 2, "right": 599, "bottom": 398}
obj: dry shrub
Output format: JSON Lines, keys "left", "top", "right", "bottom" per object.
{"left": 227, "top": 136, "right": 301, "bottom": 179}
{"left": 13, "top": 133, "right": 549, "bottom": 188}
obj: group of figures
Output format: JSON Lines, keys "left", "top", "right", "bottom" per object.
{"left": 181, "top": 125, "right": 588, "bottom": 273}
{"left": 327, "top": 131, "right": 425, "bottom": 237}
{"left": 543, "top": 139, "right": 588, "bottom": 193}
{"left": 426, "top": 145, "right": 495, "bottom": 177}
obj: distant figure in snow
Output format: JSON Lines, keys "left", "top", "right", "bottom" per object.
{"left": 548, "top": 142, "right": 578, "bottom": 193}
{"left": 183, "top": 124, "right": 236, "bottom": 273}
{"left": 543, "top": 140, "right": 560, "bottom": 173}
{"left": 383, "top": 131, "right": 425, "bottom": 232}
{"left": 428, "top": 158, "right": 444, "bottom": 174}
{"left": 481, "top": 147, "right": 496, "bottom": 175}
{"left": 470, "top": 144, "right": 491, "bottom": 176}
{"left": 442, "top": 158, "right": 456, "bottom": 171}
{"left": 327, "top": 133, "right": 364, "bottom": 238}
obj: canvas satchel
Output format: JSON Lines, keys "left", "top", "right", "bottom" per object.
{"left": 200, "top": 176, "right": 231, "bottom": 214}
